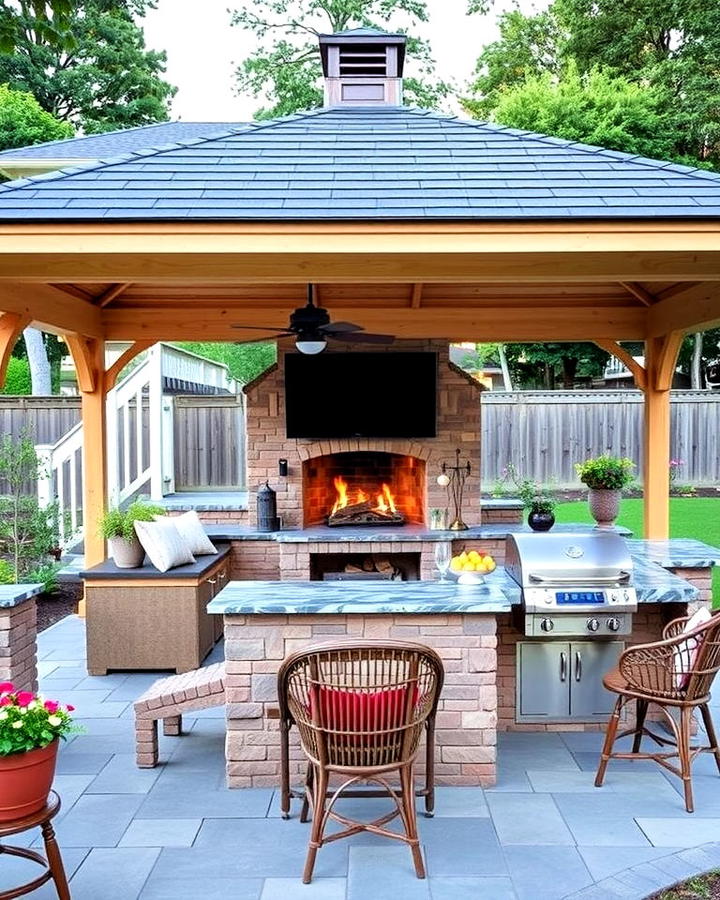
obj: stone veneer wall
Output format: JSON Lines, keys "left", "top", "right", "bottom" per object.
{"left": 0, "top": 599, "right": 38, "bottom": 692}
{"left": 244, "top": 341, "right": 482, "bottom": 529}
{"left": 223, "top": 612, "right": 498, "bottom": 788}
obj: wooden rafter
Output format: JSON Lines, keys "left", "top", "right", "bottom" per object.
{"left": 594, "top": 340, "right": 647, "bottom": 392}
{"left": 104, "top": 340, "right": 154, "bottom": 391}
{"left": 95, "top": 283, "right": 131, "bottom": 308}
{"left": 410, "top": 283, "right": 423, "bottom": 308}
{"left": 656, "top": 282, "right": 702, "bottom": 302}
{"left": 0, "top": 281, "right": 103, "bottom": 338}
{"left": 647, "top": 283, "right": 720, "bottom": 337}
{"left": 619, "top": 282, "right": 656, "bottom": 307}
{"left": 0, "top": 311, "right": 30, "bottom": 388}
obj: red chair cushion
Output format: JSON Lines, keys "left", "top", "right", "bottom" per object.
{"left": 310, "top": 685, "right": 417, "bottom": 745}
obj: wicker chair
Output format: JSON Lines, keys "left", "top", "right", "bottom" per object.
{"left": 595, "top": 610, "right": 720, "bottom": 812}
{"left": 277, "top": 640, "right": 444, "bottom": 883}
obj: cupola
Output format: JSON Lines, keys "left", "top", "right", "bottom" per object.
{"left": 319, "top": 28, "right": 406, "bottom": 108}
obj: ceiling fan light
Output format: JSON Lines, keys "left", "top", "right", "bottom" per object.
{"left": 295, "top": 336, "right": 327, "bottom": 355}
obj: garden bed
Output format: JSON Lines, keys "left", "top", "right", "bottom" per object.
{"left": 37, "top": 581, "right": 80, "bottom": 632}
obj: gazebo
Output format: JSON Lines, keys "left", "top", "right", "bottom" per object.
{"left": 1, "top": 27, "right": 720, "bottom": 569}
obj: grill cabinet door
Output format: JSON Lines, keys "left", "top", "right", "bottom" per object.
{"left": 569, "top": 641, "right": 623, "bottom": 720}
{"left": 517, "top": 642, "right": 570, "bottom": 720}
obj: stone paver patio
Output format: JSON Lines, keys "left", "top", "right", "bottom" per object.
{"left": 4, "top": 616, "right": 720, "bottom": 900}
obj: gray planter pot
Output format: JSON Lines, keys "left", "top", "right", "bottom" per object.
{"left": 588, "top": 488, "right": 621, "bottom": 529}
{"left": 108, "top": 535, "right": 145, "bottom": 568}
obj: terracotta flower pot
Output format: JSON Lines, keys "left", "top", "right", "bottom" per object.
{"left": 588, "top": 488, "right": 621, "bottom": 529}
{"left": 0, "top": 739, "right": 59, "bottom": 822}
{"left": 108, "top": 534, "right": 145, "bottom": 568}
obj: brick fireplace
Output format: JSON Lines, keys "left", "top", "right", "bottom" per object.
{"left": 244, "top": 341, "right": 482, "bottom": 529}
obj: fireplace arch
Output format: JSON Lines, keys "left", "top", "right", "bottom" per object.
{"left": 302, "top": 450, "right": 427, "bottom": 527}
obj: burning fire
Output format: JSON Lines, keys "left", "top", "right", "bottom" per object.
{"left": 331, "top": 476, "right": 398, "bottom": 516}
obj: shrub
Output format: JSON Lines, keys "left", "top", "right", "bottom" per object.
{"left": 99, "top": 500, "right": 165, "bottom": 541}
{"left": 0, "top": 357, "right": 31, "bottom": 395}
{"left": 575, "top": 455, "right": 635, "bottom": 490}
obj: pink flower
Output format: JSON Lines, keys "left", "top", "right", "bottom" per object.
{"left": 15, "top": 691, "right": 34, "bottom": 708}
{"left": 44, "top": 700, "right": 60, "bottom": 714}
{"left": 0, "top": 682, "right": 14, "bottom": 694}
{"left": 0, "top": 697, "right": 11, "bottom": 707}
{"left": 66, "top": 705, "right": 75, "bottom": 712}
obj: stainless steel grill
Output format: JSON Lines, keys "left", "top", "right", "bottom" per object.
{"left": 505, "top": 532, "right": 638, "bottom": 637}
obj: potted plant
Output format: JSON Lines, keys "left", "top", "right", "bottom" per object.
{"left": 0, "top": 682, "right": 76, "bottom": 821}
{"left": 527, "top": 495, "right": 556, "bottom": 532}
{"left": 575, "top": 455, "right": 635, "bottom": 529}
{"left": 100, "top": 500, "right": 165, "bottom": 568}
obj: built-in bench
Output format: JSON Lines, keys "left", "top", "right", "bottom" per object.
{"left": 133, "top": 662, "right": 226, "bottom": 767}
{"left": 81, "top": 544, "right": 231, "bottom": 675}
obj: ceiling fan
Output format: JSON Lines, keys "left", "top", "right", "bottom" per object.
{"left": 231, "top": 285, "right": 395, "bottom": 354}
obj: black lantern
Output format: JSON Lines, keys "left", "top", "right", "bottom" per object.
{"left": 257, "top": 481, "right": 281, "bottom": 532}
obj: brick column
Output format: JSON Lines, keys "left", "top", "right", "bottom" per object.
{"left": 223, "top": 611, "right": 498, "bottom": 789}
{"left": 0, "top": 597, "right": 38, "bottom": 692}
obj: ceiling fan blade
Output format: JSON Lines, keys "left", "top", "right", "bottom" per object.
{"left": 327, "top": 331, "right": 395, "bottom": 344}
{"left": 233, "top": 332, "right": 294, "bottom": 345}
{"left": 230, "top": 324, "right": 292, "bottom": 332}
{"left": 320, "top": 321, "right": 364, "bottom": 334}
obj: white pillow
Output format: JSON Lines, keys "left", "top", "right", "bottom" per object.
{"left": 674, "top": 606, "right": 712, "bottom": 689}
{"left": 157, "top": 510, "right": 217, "bottom": 556}
{"left": 134, "top": 518, "right": 196, "bottom": 573}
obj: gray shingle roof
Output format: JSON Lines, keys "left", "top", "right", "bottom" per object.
{"left": 0, "top": 121, "right": 245, "bottom": 160}
{"left": 1, "top": 105, "right": 720, "bottom": 221}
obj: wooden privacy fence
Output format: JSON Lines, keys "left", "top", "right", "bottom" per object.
{"left": 173, "top": 395, "right": 246, "bottom": 491}
{"left": 481, "top": 390, "right": 720, "bottom": 487}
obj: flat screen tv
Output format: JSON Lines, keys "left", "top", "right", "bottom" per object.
{"left": 284, "top": 352, "right": 437, "bottom": 439}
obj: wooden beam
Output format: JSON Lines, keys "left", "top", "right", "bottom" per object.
{"left": 647, "top": 282, "right": 720, "bottom": 336}
{"left": 102, "top": 305, "right": 646, "bottom": 342}
{"left": 0, "top": 312, "right": 30, "bottom": 389}
{"left": 0, "top": 281, "right": 103, "bottom": 338}
{"left": 95, "top": 283, "right": 131, "bottom": 308}
{"left": 619, "top": 282, "right": 656, "bottom": 307}
{"left": 410, "top": 284, "right": 423, "bottom": 308}
{"left": 655, "top": 282, "right": 702, "bottom": 302}
{"left": 594, "top": 340, "right": 647, "bottom": 392}
{"left": 104, "top": 340, "right": 153, "bottom": 391}
{"left": 65, "top": 334, "right": 98, "bottom": 393}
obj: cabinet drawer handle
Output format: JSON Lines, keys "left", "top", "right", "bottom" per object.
{"left": 560, "top": 651, "right": 567, "bottom": 682}
{"left": 575, "top": 651, "right": 582, "bottom": 682}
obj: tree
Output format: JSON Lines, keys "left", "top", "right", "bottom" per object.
{"left": 504, "top": 343, "right": 609, "bottom": 389}
{"left": 491, "top": 63, "right": 677, "bottom": 161}
{"left": 230, "top": 0, "right": 450, "bottom": 119}
{"left": 0, "top": 82, "right": 71, "bottom": 151}
{"left": 0, "top": 0, "right": 175, "bottom": 134}
{"left": 465, "top": 0, "right": 720, "bottom": 169}
{"left": 0, "top": 0, "right": 71, "bottom": 53}
{"left": 174, "top": 342, "right": 277, "bottom": 386}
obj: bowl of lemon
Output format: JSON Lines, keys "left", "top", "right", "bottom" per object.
{"left": 449, "top": 550, "right": 497, "bottom": 584}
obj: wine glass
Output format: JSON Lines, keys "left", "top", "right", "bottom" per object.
{"left": 435, "top": 542, "right": 452, "bottom": 581}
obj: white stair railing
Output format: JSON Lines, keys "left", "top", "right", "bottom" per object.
{"left": 35, "top": 422, "right": 84, "bottom": 551}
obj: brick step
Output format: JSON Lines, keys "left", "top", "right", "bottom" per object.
{"left": 133, "top": 662, "right": 225, "bottom": 768}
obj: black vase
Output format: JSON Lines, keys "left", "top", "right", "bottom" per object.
{"left": 528, "top": 510, "right": 555, "bottom": 532}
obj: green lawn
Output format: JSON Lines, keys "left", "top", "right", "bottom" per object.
{"left": 555, "top": 497, "right": 720, "bottom": 604}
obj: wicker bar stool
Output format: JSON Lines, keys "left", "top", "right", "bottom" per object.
{"left": 278, "top": 640, "right": 444, "bottom": 884}
{"left": 595, "top": 610, "right": 720, "bottom": 812}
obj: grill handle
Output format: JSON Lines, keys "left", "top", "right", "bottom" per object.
{"left": 575, "top": 651, "right": 582, "bottom": 682}
{"left": 528, "top": 571, "right": 631, "bottom": 585}
{"left": 560, "top": 651, "right": 567, "bottom": 683}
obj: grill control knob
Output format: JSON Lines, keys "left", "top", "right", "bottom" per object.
{"left": 540, "top": 618, "right": 554, "bottom": 633}
{"left": 586, "top": 618, "right": 600, "bottom": 632}
{"left": 607, "top": 617, "right": 621, "bottom": 632}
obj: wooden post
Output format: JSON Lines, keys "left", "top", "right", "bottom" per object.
{"left": 643, "top": 334, "right": 683, "bottom": 540}
{"left": 74, "top": 338, "right": 107, "bottom": 568}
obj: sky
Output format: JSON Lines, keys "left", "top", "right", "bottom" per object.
{"left": 141, "top": 0, "right": 547, "bottom": 122}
